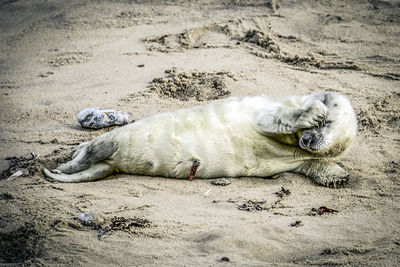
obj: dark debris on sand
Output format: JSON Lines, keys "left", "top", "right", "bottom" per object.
{"left": 308, "top": 206, "right": 339, "bottom": 216}
{"left": 0, "top": 153, "right": 40, "bottom": 180}
{"left": 237, "top": 187, "right": 291, "bottom": 212}
{"left": 96, "top": 216, "right": 151, "bottom": 239}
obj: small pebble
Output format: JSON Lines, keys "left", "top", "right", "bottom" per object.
{"left": 77, "top": 107, "right": 133, "bottom": 129}
{"left": 290, "top": 220, "right": 303, "bottom": 227}
{"left": 211, "top": 178, "right": 231, "bottom": 186}
{"left": 220, "top": 256, "right": 230, "bottom": 262}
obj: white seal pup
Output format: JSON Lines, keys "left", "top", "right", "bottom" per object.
{"left": 44, "top": 92, "right": 357, "bottom": 186}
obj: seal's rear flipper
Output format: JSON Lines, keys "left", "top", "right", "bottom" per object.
{"left": 56, "top": 138, "right": 117, "bottom": 174}
{"left": 44, "top": 162, "right": 114, "bottom": 183}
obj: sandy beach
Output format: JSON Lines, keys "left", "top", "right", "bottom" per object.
{"left": 1, "top": 0, "right": 399, "bottom": 265}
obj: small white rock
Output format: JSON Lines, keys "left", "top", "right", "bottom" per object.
{"left": 77, "top": 107, "right": 133, "bottom": 129}
{"left": 79, "top": 212, "right": 95, "bottom": 226}
{"left": 78, "top": 211, "right": 105, "bottom": 226}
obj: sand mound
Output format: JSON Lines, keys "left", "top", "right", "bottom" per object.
{"left": 124, "top": 68, "right": 235, "bottom": 102}
{"left": 48, "top": 51, "right": 92, "bottom": 67}
{"left": 357, "top": 92, "right": 400, "bottom": 134}
{"left": 148, "top": 68, "right": 233, "bottom": 101}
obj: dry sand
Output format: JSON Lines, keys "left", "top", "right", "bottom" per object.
{"left": 1, "top": 0, "right": 399, "bottom": 265}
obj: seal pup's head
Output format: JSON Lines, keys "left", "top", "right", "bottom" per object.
{"left": 299, "top": 93, "right": 357, "bottom": 158}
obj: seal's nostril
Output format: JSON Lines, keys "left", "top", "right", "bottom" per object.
{"left": 302, "top": 133, "right": 313, "bottom": 146}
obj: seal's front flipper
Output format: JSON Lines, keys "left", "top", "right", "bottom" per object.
{"left": 256, "top": 100, "right": 327, "bottom": 135}
{"left": 293, "top": 160, "right": 349, "bottom": 187}
{"left": 44, "top": 162, "right": 114, "bottom": 183}
{"left": 294, "top": 100, "right": 327, "bottom": 130}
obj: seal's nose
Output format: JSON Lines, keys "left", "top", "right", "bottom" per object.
{"left": 302, "top": 133, "right": 312, "bottom": 144}
{"left": 300, "top": 132, "right": 313, "bottom": 148}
